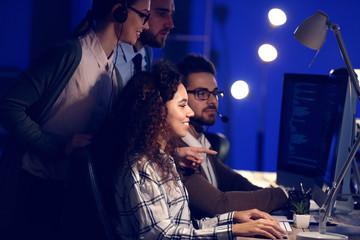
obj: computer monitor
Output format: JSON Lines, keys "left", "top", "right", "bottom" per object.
{"left": 312, "top": 69, "right": 356, "bottom": 214}
{"left": 276, "top": 71, "right": 356, "bottom": 214}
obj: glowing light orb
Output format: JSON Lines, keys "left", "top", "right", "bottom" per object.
{"left": 258, "top": 44, "right": 278, "bottom": 62}
{"left": 268, "top": 8, "right": 287, "bottom": 26}
{"left": 231, "top": 80, "right": 249, "bottom": 100}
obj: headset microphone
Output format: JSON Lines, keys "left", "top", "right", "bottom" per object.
{"left": 217, "top": 111, "right": 229, "bottom": 123}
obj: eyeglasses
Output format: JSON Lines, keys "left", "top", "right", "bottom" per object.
{"left": 128, "top": 6, "right": 151, "bottom": 25}
{"left": 187, "top": 88, "right": 224, "bottom": 101}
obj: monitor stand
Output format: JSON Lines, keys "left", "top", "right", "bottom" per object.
{"left": 332, "top": 162, "right": 355, "bottom": 215}
{"left": 312, "top": 183, "right": 354, "bottom": 215}
{"left": 332, "top": 195, "right": 354, "bottom": 215}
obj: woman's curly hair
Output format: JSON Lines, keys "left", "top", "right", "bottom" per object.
{"left": 99, "top": 59, "right": 182, "bottom": 183}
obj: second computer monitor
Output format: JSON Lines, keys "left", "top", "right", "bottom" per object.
{"left": 276, "top": 71, "right": 356, "bottom": 208}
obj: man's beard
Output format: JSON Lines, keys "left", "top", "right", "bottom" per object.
{"left": 139, "top": 30, "right": 166, "bottom": 48}
{"left": 191, "top": 115, "right": 216, "bottom": 127}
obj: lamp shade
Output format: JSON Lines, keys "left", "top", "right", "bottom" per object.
{"left": 294, "top": 11, "right": 329, "bottom": 50}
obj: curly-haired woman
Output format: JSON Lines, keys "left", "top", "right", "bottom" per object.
{"left": 100, "top": 60, "right": 286, "bottom": 239}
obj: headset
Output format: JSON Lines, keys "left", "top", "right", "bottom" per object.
{"left": 113, "top": 0, "right": 128, "bottom": 23}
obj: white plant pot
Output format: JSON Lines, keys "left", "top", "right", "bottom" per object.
{"left": 293, "top": 214, "right": 310, "bottom": 229}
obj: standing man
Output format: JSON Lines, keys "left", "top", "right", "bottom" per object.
{"left": 115, "top": 0, "right": 175, "bottom": 86}
{"left": 177, "top": 54, "right": 288, "bottom": 219}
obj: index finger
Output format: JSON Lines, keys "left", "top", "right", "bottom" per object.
{"left": 251, "top": 210, "right": 277, "bottom": 222}
{"left": 191, "top": 147, "right": 217, "bottom": 155}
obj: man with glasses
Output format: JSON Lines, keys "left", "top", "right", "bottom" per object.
{"left": 114, "top": 0, "right": 175, "bottom": 86}
{"left": 176, "top": 54, "right": 288, "bottom": 219}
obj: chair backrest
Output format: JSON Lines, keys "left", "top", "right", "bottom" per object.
{"left": 61, "top": 147, "right": 116, "bottom": 240}
{"left": 82, "top": 147, "right": 115, "bottom": 240}
{"left": 204, "top": 132, "right": 230, "bottom": 163}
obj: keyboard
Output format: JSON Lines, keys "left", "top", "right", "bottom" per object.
{"left": 279, "top": 221, "right": 293, "bottom": 233}
{"left": 248, "top": 222, "right": 291, "bottom": 239}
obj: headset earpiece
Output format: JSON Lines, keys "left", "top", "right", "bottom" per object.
{"left": 113, "top": 1, "right": 128, "bottom": 23}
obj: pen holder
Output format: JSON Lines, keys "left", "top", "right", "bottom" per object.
{"left": 287, "top": 190, "right": 311, "bottom": 218}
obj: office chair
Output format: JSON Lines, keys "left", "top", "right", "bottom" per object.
{"left": 204, "top": 132, "right": 230, "bottom": 163}
{"left": 61, "top": 147, "right": 116, "bottom": 240}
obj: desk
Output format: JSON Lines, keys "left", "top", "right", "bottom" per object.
{"left": 236, "top": 226, "right": 309, "bottom": 240}
{"left": 236, "top": 170, "right": 277, "bottom": 188}
{"left": 237, "top": 217, "right": 360, "bottom": 240}
{"left": 234, "top": 170, "right": 360, "bottom": 240}
{"left": 310, "top": 210, "right": 360, "bottom": 240}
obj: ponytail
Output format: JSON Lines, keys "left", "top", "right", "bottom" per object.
{"left": 72, "top": 0, "right": 137, "bottom": 38}
{"left": 72, "top": 10, "right": 94, "bottom": 38}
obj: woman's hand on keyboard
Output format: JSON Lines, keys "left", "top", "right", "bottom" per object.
{"left": 232, "top": 219, "right": 287, "bottom": 239}
{"left": 232, "top": 209, "right": 287, "bottom": 239}
{"left": 233, "top": 208, "right": 278, "bottom": 223}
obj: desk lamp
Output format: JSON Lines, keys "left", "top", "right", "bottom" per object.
{"left": 294, "top": 10, "right": 360, "bottom": 240}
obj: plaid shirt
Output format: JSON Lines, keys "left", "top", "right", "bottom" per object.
{"left": 114, "top": 154, "right": 234, "bottom": 239}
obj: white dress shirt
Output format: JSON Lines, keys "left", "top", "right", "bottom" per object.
{"left": 182, "top": 132, "right": 218, "bottom": 188}
{"left": 114, "top": 43, "right": 147, "bottom": 86}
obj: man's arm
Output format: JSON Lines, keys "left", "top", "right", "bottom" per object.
{"left": 181, "top": 167, "right": 287, "bottom": 218}
{"left": 212, "top": 157, "right": 262, "bottom": 192}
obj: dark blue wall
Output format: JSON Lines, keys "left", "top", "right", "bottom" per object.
{"left": 208, "top": 0, "right": 360, "bottom": 171}
{"left": 1, "top": 0, "right": 360, "bottom": 172}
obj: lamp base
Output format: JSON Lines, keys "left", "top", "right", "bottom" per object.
{"left": 297, "top": 232, "right": 348, "bottom": 240}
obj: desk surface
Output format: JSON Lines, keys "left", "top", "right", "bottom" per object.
{"left": 317, "top": 210, "right": 360, "bottom": 240}
{"left": 236, "top": 170, "right": 278, "bottom": 188}
{"left": 235, "top": 170, "right": 360, "bottom": 240}
{"left": 237, "top": 218, "right": 360, "bottom": 240}
{"left": 237, "top": 226, "right": 309, "bottom": 240}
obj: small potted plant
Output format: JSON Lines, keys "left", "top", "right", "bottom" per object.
{"left": 291, "top": 200, "right": 310, "bottom": 228}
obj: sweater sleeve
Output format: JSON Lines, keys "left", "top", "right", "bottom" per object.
{"left": 182, "top": 166, "right": 288, "bottom": 218}
{"left": 214, "top": 157, "right": 262, "bottom": 191}
{"left": 0, "top": 39, "right": 81, "bottom": 159}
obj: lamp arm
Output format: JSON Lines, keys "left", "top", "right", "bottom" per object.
{"left": 293, "top": 13, "right": 357, "bottom": 239}
{"left": 317, "top": 21, "right": 360, "bottom": 234}
{"left": 328, "top": 21, "right": 360, "bottom": 101}
{"left": 319, "top": 129, "right": 360, "bottom": 233}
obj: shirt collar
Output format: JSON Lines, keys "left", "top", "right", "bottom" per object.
{"left": 182, "top": 132, "right": 204, "bottom": 148}
{"left": 119, "top": 43, "right": 145, "bottom": 63}
{"left": 83, "top": 30, "right": 114, "bottom": 69}
{"left": 182, "top": 132, "right": 212, "bottom": 151}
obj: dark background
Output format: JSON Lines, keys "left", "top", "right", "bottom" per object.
{"left": 1, "top": 0, "right": 360, "bottom": 172}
